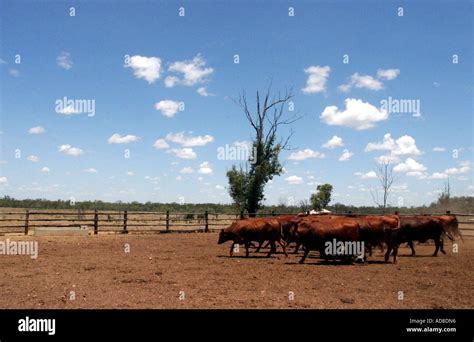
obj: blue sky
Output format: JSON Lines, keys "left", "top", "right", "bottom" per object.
{"left": 0, "top": 0, "right": 472, "bottom": 206}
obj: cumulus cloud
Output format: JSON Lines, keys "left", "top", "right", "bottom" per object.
{"left": 40, "top": 167, "right": 50, "bottom": 173}
{"left": 320, "top": 98, "right": 388, "bottom": 130}
{"left": 169, "top": 148, "right": 197, "bottom": 159}
{"left": 165, "top": 54, "right": 213, "bottom": 87}
{"left": 286, "top": 175, "right": 304, "bottom": 184}
{"left": 339, "top": 73, "right": 383, "bottom": 92}
{"left": 394, "top": 158, "right": 427, "bottom": 174}
{"left": 154, "top": 100, "right": 181, "bottom": 118}
{"left": 27, "top": 155, "right": 39, "bottom": 163}
{"left": 180, "top": 167, "right": 194, "bottom": 174}
{"left": 302, "top": 65, "right": 330, "bottom": 94}
{"left": 377, "top": 68, "right": 400, "bottom": 80}
{"left": 355, "top": 171, "right": 377, "bottom": 179}
{"left": 56, "top": 52, "right": 73, "bottom": 70}
{"left": 0, "top": 176, "right": 8, "bottom": 185}
{"left": 288, "top": 149, "right": 325, "bottom": 161}
{"left": 365, "top": 133, "right": 421, "bottom": 156}
{"left": 338, "top": 150, "right": 354, "bottom": 161}
{"left": 107, "top": 134, "right": 140, "bottom": 144}
{"left": 28, "top": 126, "right": 45, "bottom": 134}
{"left": 322, "top": 135, "right": 344, "bottom": 149}
{"left": 153, "top": 139, "right": 170, "bottom": 150}
{"left": 84, "top": 168, "right": 98, "bottom": 173}
{"left": 124, "top": 55, "right": 162, "bottom": 84}
{"left": 165, "top": 132, "right": 214, "bottom": 147}
{"left": 198, "top": 161, "right": 213, "bottom": 175}
{"left": 58, "top": 144, "right": 83, "bottom": 156}
{"left": 433, "top": 147, "right": 446, "bottom": 152}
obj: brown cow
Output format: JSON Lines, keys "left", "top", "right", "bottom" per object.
{"left": 257, "top": 215, "right": 302, "bottom": 253}
{"left": 292, "top": 216, "right": 363, "bottom": 264}
{"left": 218, "top": 218, "right": 288, "bottom": 257}
{"left": 386, "top": 216, "right": 448, "bottom": 260}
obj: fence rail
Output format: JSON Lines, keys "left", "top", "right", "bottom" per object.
{"left": 0, "top": 209, "right": 473, "bottom": 236}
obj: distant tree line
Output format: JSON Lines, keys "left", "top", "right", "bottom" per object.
{"left": 0, "top": 195, "right": 472, "bottom": 214}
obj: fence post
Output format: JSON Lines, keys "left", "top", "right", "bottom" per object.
{"left": 271, "top": 210, "right": 276, "bottom": 216}
{"left": 166, "top": 210, "right": 170, "bottom": 232}
{"left": 123, "top": 210, "right": 128, "bottom": 234}
{"left": 94, "top": 210, "right": 98, "bottom": 235}
{"left": 240, "top": 210, "right": 244, "bottom": 220}
{"left": 204, "top": 210, "right": 209, "bottom": 232}
{"left": 446, "top": 210, "right": 451, "bottom": 215}
{"left": 24, "top": 209, "right": 29, "bottom": 235}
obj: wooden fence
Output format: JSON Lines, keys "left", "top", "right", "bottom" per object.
{"left": 0, "top": 209, "right": 473, "bottom": 237}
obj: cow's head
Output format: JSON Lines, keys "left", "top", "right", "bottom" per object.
{"left": 218, "top": 229, "right": 232, "bottom": 244}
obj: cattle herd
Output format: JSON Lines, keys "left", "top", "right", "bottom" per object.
{"left": 218, "top": 213, "right": 462, "bottom": 264}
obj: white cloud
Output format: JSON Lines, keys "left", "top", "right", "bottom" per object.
{"left": 28, "top": 126, "right": 45, "bottom": 134}
{"left": 198, "top": 161, "right": 213, "bottom": 175}
{"left": 365, "top": 133, "right": 421, "bottom": 156}
{"left": 40, "top": 167, "right": 50, "bottom": 173}
{"left": 288, "top": 149, "right": 325, "bottom": 161}
{"left": 322, "top": 135, "right": 344, "bottom": 149}
{"left": 302, "top": 65, "right": 330, "bottom": 94}
{"left": 27, "top": 155, "right": 39, "bottom": 163}
{"left": 197, "top": 87, "right": 213, "bottom": 97}
{"left": 338, "top": 150, "right": 353, "bottom": 161}
{"left": 170, "top": 148, "right": 197, "bottom": 159}
{"left": 154, "top": 100, "right": 181, "bottom": 118}
{"left": 56, "top": 52, "right": 73, "bottom": 70}
{"left": 429, "top": 172, "right": 448, "bottom": 180}
{"left": 285, "top": 175, "right": 304, "bottom": 185}
{"left": 433, "top": 147, "right": 446, "bottom": 152}
{"left": 165, "top": 132, "right": 214, "bottom": 147}
{"left": 108, "top": 134, "right": 140, "bottom": 144}
{"left": 444, "top": 161, "right": 471, "bottom": 175}
{"left": 58, "top": 144, "right": 83, "bottom": 156}
{"left": 375, "top": 154, "right": 400, "bottom": 165}
{"left": 355, "top": 171, "right": 377, "bottom": 179}
{"left": 126, "top": 171, "right": 134, "bottom": 176}
{"left": 215, "top": 185, "right": 225, "bottom": 190}
{"left": 84, "top": 168, "right": 98, "bottom": 173}
{"left": 0, "top": 176, "right": 8, "bottom": 185}
{"left": 320, "top": 98, "right": 388, "bottom": 130}
{"left": 166, "top": 54, "right": 213, "bottom": 87}
{"left": 394, "top": 158, "right": 427, "bottom": 173}
{"left": 57, "top": 105, "right": 79, "bottom": 116}
{"left": 377, "top": 68, "right": 400, "bottom": 80}
{"left": 339, "top": 73, "right": 383, "bottom": 92}
{"left": 153, "top": 139, "right": 170, "bottom": 150}
{"left": 180, "top": 167, "right": 194, "bottom": 174}
{"left": 124, "top": 55, "right": 162, "bottom": 84}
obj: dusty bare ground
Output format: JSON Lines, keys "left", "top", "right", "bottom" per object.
{"left": 0, "top": 232, "right": 472, "bottom": 309}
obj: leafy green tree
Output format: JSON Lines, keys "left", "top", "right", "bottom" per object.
{"left": 310, "top": 184, "right": 333, "bottom": 211}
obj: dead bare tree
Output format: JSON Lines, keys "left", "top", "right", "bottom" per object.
{"left": 371, "top": 160, "right": 395, "bottom": 212}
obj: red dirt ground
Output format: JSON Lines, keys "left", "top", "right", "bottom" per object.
{"left": 0, "top": 232, "right": 472, "bottom": 309}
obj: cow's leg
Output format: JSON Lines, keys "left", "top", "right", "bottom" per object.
{"left": 392, "top": 245, "right": 398, "bottom": 264}
{"left": 408, "top": 240, "right": 416, "bottom": 256}
{"left": 367, "top": 244, "right": 373, "bottom": 257}
{"left": 229, "top": 243, "right": 235, "bottom": 257}
{"left": 440, "top": 239, "right": 446, "bottom": 255}
{"left": 384, "top": 244, "right": 393, "bottom": 263}
{"left": 267, "top": 241, "right": 276, "bottom": 257}
{"left": 299, "top": 247, "right": 310, "bottom": 264}
{"left": 261, "top": 241, "right": 271, "bottom": 250}
{"left": 433, "top": 239, "right": 441, "bottom": 257}
{"left": 277, "top": 239, "right": 288, "bottom": 257}
{"left": 293, "top": 242, "right": 301, "bottom": 254}
{"left": 255, "top": 241, "right": 265, "bottom": 253}
{"left": 245, "top": 241, "right": 250, "bottom": 257}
